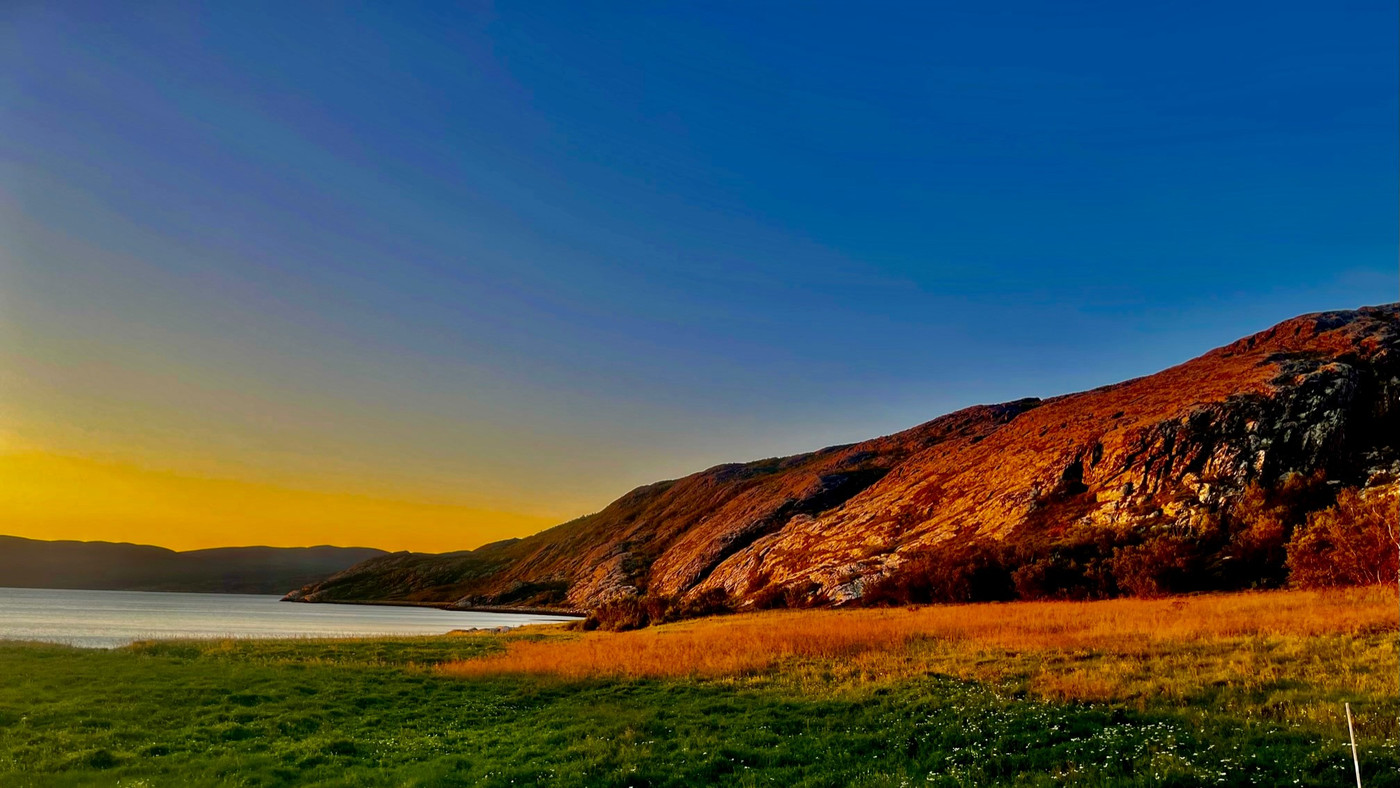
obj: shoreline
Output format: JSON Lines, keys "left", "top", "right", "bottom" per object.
{"left": 284, "top": 597, "right": 585, "bottom": 618}
{"left": 0, "top": 587, "right": 586, "bottom": 618}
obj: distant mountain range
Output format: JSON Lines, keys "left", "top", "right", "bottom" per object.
{"left": 0, "top": 537, "right": 385, "bottom": 594}
{"left": 287, "top": 304, "right": 1399, "bottom": 616}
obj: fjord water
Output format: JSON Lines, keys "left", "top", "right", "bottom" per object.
{"left": 0, "top": 587, "right": 578, "bottom": 648}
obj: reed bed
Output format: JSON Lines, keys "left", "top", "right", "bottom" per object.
{"left": 440, "top": 586, "right": 1397, "bottom": 681}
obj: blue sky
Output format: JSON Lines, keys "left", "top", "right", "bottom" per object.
{"left": 1, "top": 2, "right": 1395, "bottom": 541}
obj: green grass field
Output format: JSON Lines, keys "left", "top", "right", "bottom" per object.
{"left": 2, "top": 596, "right": 1398, "bottom": 786}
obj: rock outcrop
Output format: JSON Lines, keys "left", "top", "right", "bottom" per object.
{"left": 288, "top": 304, "right": 1400, "bottom": 611}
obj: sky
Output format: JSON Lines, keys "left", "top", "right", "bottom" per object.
{"left": 1, "top": 2, "right": 1396, "bottom": 552}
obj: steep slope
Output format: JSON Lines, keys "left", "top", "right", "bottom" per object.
{"left": 290, "top": 304, "right": 1399, "bottom": 611}
{"left": 288, "top": 401, "right": 1039, "bottom": 608}
{"left": 0, "top": 538, "right": 385, "bottom": 594}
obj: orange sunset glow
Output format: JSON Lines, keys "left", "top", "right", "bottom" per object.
{"left": 0, "top": 451, "right": 553, "bottom": 552}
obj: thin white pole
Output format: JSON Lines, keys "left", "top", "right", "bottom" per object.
{"left": 1346, "top": 702, "right": 1362, "bottom": 788}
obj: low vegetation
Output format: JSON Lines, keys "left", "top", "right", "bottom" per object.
{"left": 2, "top": 587, "right": 1397, "bottom": 786}
{"left": 448, "top": 587, "right": 1395, "bottom": 682}
{"left": 1288, "top": 487, "right": 1400, "bottom": 588}
{"left": 860, "top": 474, "right": 1399, "bottom": 609}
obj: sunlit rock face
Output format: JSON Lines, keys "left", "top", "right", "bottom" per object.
{"left": 291, "top": 305, "right": 1399, "bottom": 611}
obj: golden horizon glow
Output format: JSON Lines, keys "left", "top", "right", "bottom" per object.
{"left": 0, "top": 451, "right": 558, "bottom": 553}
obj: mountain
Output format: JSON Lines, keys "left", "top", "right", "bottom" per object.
{"left": 0, "top": 538, "right": 386, "bottom": 594}
{"left": 287, "top": 304, "right": 1400, "bottom": 614}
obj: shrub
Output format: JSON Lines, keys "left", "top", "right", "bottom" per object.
{"left": 1011, "top": 554, "right": 1113, "bottom": 601}
{"left": 750, "top": 584, "right": 788, "bottom": 610}
{"left": 671, "top": 588, "right": 733, "bottom": 620}
{"left": 583, "top": 597, "right": 651, "bottom": 631}
{"left": 864, "top": 540, "right": 1014, "bottom": 606}
{"left": 584, "top": 590, "right": 735, "bottom": 630}
{"left": 1111, "top": 532, "right": 1202, "bottom": 597}
{"left": 1221, "top": 473, "right": 1332, "bottom": 588}
{"left": 752, "top": 582, "right": 822, "bottom": 610}
{"left": 1008, "top": 526, "right": 1121, "bottom": 601}
{"left": 1287, "top": 488, "right": 1398, "bottom": 588}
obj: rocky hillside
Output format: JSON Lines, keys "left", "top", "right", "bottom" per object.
{"left": 287, "top": 304, "right": 1399, "bottom": 612}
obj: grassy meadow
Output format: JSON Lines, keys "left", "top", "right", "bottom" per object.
{"left": 1, "top": 588, "right": 1397, "bottom": 786}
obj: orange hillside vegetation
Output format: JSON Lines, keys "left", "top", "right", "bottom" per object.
{"left": 441, "top": 586, "right": 1397, "bottom": 681}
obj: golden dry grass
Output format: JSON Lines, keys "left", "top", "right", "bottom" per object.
{"left": 441, "top": 586, "right": 1395, "bottom": 682}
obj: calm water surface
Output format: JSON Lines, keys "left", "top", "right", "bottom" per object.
{"left": 0, "top": 587, "right": 579, "bottom": 648}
